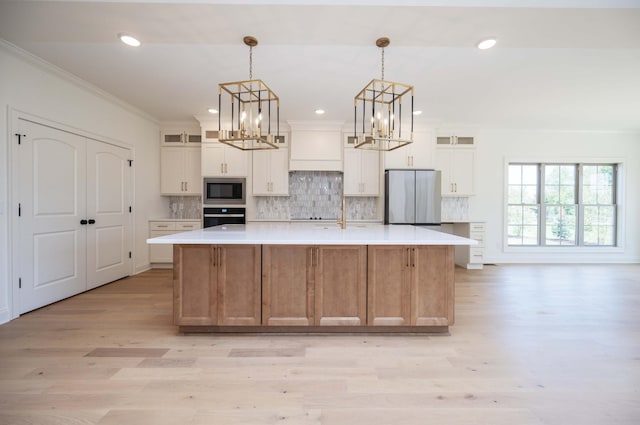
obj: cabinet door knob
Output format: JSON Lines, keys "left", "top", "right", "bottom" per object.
{"left": 80, "top": 219, "right": 88, "bottom": 225}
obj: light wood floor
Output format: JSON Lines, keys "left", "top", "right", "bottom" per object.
{"left": 1, "top": 265, "right": 639, "bottom": 425}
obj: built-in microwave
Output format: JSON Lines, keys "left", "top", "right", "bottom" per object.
{"left": 203, "top": 177, "right": 245, "bottom": 205}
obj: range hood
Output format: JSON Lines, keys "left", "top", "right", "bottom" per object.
{"left": 288, "top": 121, "right": 344, "bottom": 171}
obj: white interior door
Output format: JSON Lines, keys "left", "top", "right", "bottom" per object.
{"left": 86, "top": 140, "right": 132, "bottom": 289}
{"left": 16, "top": 119, "right": 87, "bottom": 314}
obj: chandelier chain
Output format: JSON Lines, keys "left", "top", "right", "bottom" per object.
{"left": 381, "top": 47, "right": 385, "bottom": 81}
{"left": 249, "top": 45, "right": 253, "bottom": 80}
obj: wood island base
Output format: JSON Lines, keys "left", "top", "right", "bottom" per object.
{"left": 173, "top": 243, "right": 455, "bottom": 333}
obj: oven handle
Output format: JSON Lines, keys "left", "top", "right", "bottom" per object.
{"left": 204, "top": 214, "right": 246, "bottom": 218}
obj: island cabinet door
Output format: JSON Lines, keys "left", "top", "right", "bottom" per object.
{"left": 367, "top": 246, "right": 411, "bottom": 326}
{"left": 411, "top": 246, "right": 455, "bottom": 326}
{"left": 314, "top": 245, "right": 367, "bottom": 326}
{"left": 216, "top": 245, "right": 262, "bottom": 325}
{"left": 262, "top": 245, "right": 314, "bottom": 326}
{"left": 173, "top": 245, "right": 217, "bottom": 326}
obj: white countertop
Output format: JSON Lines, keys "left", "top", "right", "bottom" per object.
{"left": 147, "top": 223, "right": 477, "bottom": 246}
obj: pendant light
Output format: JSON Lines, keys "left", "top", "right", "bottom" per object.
{"left": 218, "top": 36, "right": 280, "bottom": 150}
{"left": 354, "top": 37, "right": 414, "bottom": 151}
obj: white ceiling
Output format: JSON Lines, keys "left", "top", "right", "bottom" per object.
{"left": 1, "top": 0, "right": 640, "bottom": 131}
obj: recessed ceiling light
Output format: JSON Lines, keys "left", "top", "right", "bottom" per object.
{"left": 413, "top": 110, "right": 423, "bottom": 116}
{"left": 119, "top": 33, "right": 141, "bottom": 47}
{"left": 315, "top": 109, "right": 325, "bottom": 115}
{"left": 208, "top": 108, "right": 219, "bottom": 114}
{"left": 477, "top": 38, "right": 497, "bottom": 50}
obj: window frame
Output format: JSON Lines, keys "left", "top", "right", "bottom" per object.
{"left": 504, "top": 158, "right": 623, "bottom": 253}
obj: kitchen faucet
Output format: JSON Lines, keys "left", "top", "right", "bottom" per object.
{"left": 337, "top": 194, "right": 346, "bottom": 229}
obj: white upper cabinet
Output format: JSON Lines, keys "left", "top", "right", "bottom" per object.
{"left": 160, "top": 147, "right": 201, "bottom": 195}
{"left": 161, "top": 125, "right": 202, "bottom": 146}
{"left": 434, "top": 130, "right": 476, "bottom": 196}
{"left": 436, "top": 135, "right": 475, "bottom": 146}
{"left": 434, "top": 147, "right": 475, "bottom": 196}
{"left": 253, "top": 147, "right": 289, "bottom": 196}
{"left": 343, "top": 136, "right": 380, "bottom": 196}
{"left": 383, "top": 130, "right": 433, "bottom": 169}
{"left": 201, "top": 129, "right": 248, "bottom": 177}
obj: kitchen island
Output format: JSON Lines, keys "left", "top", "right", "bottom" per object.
{"left": 147, "top": 223, "right": 476, "bottom": 334}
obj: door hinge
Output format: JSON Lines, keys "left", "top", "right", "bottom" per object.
{"left": 129, "top": 251, "right": 132, "bottom": 259}
{"left": 128, "top": 160, "right": 133, "bottom": 167}
{"left": 15, "top": 133, "right": 25, "bottom": 145}
{"left": 18, "top": 203, "right": 21, "bottom": 217}
{"left": 129, "top": 206, "right": 132, "bottom": 213}
{"left": 19, "top": 278, "right": 22, "bottom": 289}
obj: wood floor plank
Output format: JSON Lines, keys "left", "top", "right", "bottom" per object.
{"left": 0, "top": 264, "right": 638, "bottom": 425}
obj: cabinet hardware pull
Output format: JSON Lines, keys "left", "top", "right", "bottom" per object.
{"left": 212, "top": 247, "right": 216, "bottom": 266}
{"left": 406, "top": 248, "right": 410, "bottom": 268}
{"left": 88, "top": 219, "right": 96, "bottom": 224}
{"left": 411, "top": 248, "right": 416, "bottom": 267}
{"left": 218, "top": 246, "right": 222, "bottom": 266}
{"left": 220, "top": 163, "right": 224, "bottom": 174}
{"left": 185, "top": 181, "right": 188, "bottom": 191}
{"left": 80, "top": 219, "right": 88, "bottom": 225}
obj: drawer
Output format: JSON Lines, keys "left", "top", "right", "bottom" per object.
{"left": 469, "top": 222, "right": 485, "bottom": 232}
{"left": 150, "top": 221, "right": 176, "bottom": 231}
{"left": 177, "top": 221, "right": 201, "bottom": 231}
{"left": 469, "top": 231, "right": 485, "bottom": 247}
{"left": 469, "top": 247, "right": 484, "bottom": 263}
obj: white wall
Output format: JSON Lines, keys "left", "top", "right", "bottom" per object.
{"left": 471, "top": 129, "right": 640, "bottom": 263}
{"left": 0, "top": 41, "right": 166, "bottom": 323}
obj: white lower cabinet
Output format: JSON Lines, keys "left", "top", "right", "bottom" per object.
{"left": 149, "top": 220, "right": 201, "bottom": 266}
{"left": 442, "top": 222, "right": 485, "bottom": 269}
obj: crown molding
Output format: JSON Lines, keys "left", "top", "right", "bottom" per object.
{"left": 0, "top": 38, "right": 159, "bottom": 126}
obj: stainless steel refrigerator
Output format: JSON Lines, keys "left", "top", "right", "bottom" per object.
{"left": 384, "top": 169, "right": 441, "bottom": 225}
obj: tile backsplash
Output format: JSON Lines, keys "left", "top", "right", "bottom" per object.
{"left": 255, "top": 171, "right": 378, "bottom": 221}
{"left": 168, "top": 196, "right": 201, "bottom": 219}
{"left": 441, "top": 197, "right": 469, "bottom": 222}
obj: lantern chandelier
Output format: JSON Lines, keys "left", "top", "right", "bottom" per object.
{"left": 218, "top": 36, "right": 280, "bottom": 150}
{"left": 354, "top": 37, "right": 414, "bottom": 151}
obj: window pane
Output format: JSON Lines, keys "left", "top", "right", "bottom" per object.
{"left": 522, "top": 165, "right": 538, "bottom": 185}
{"left": 598, "top": 186, "right": 613, "bottom": 204}
{"left": 583, "top": 184, "right": 597, "bottom": 204}
{"left": 545, "top": 205, "right": 576, "bottom": 245}
{"left": 545, "top": 165, "right": 560, "bottom": 185}
{"left": 508, "top": 186, "right": 522, "bottom": 204}
{"left": 544, "top": 186, "right": 559, "bottom": 204}
{"left": 599, "top": 226, "right": 615, "bottom": 246}
{"left": 508, "top": 165, "right": 522, "bottom": 185}
{"left": 523, "top": 206, "right": 539, "bottom": 225}
{"left": 522, "top": 185, "right": 537, "bottom": 204}
{"left": 560, "top": 165, "right": 575, "bottom": 185}
{"left": 508, "top": 205, "right": 523, "bottom": 224}
{"left": 523, "top": 225, "right": 538, "bottom": 245}
{"left": 559, "top": 185, "right": 575, "bottom": 204}
{"left": 508, "top": 225, "right": 523, "bottom": 245}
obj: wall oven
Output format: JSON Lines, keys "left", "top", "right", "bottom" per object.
{"left": 203, "top": 177, "right": 245, "bottom": 205}
{"left": 203, "top": 207, "right": 246, "bottom": 228}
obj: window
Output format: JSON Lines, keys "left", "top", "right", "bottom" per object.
{"left": 507, "top": 163, "right": 617, "bottom": 247}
